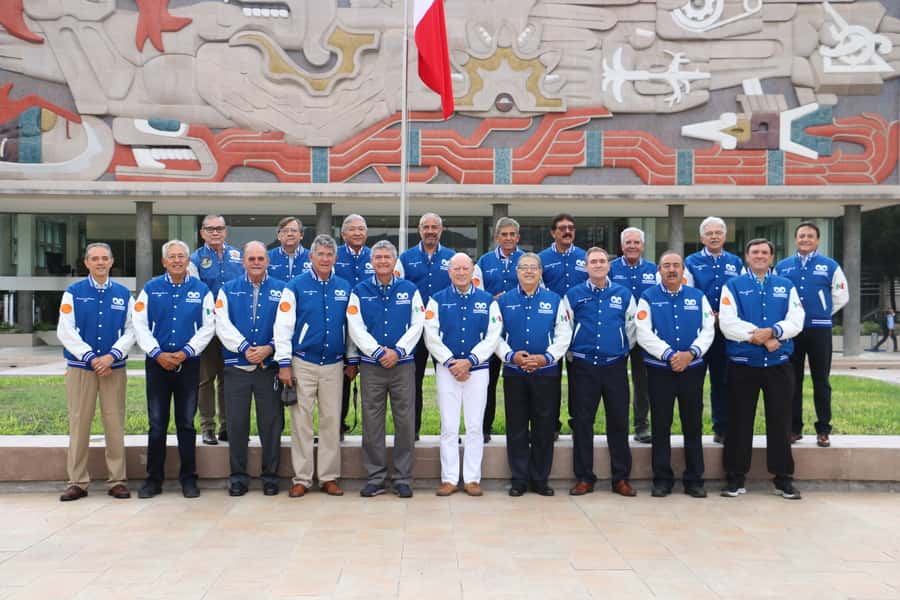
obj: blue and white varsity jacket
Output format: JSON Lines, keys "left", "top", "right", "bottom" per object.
{"left": 273, "top": 270, "right": 351, "bottom": 366}
{"left": 215, "top": 274, "right": 286, "bottom": 368}
{"left": 346, "top": 276, "right": 425, "bottom": 366}
{"left": 774, "top": 252, "right": 849, "bottom": 328}
{"left": 132, "top": 273, "right": 215, "bottom": 360}
{"left": 474, "top": 246, "right": 523, "bottom": 297}
{"left": 267, "top": 246, "right": 310, "bottom": 282}
{"left": 610, "top": 256, "right": 658, "bottom": 300}
{"left": 538, "top": 243, "right": 587, "bottom": 296}
{"left": 189, "top": 243, "right": 244, "bottom": 296}
{"left": 395, "top": 242, "right": 456, "bottom": 304}
{"left": 334, "top": 244, "right": 374, "bottom": 287}
{"left": 635, "top": 284, "right": 714, "bottom": 370}
{"left": 423, "top": 284, "right": 502, "bottom": 370}
{"left": 719, "top": 272, "right": 805, "bottom": 367}
{"left": 57, "top": 276, "right": 135, "bottom": 370}
{"left": 684, "top": 247, "right": 743, "bottom": 312}
{"left": 566, "top": 279, "right": 636, "bottom": 366}
{"left": 495, "top": 285, "right": 572, "bottom": 376}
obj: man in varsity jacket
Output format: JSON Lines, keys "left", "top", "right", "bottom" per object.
{"left": 635, "top": 251, "right": 714, "bottom": 499}
{"left": 56, "top": 242, "right": 135, "bottom": 502}
{"left": 346, "top": 240, "right": 425, "bottom": 499}
{"left": 133, "top": 240, "right": 216, "bottom": 499}
{"left": 215, "top": 242, "right": 286, "bottom": 497}
{"left": 473, "top": 216, "right": 524, "bottom": 443}
{"left": 267, "top": 216, "right": 310, "bottom": 281}
{"left": 424, "top": 253, "right": 502, "bottom": 497}
{"left": 495, "top": 252, "right": 572, "bottom": 497}
{"left": 274, "top": 234, "right": 353, "bottom": 499}
{"left": 774, "top": 221, "right": 849, "bottom": 448}
{"left": 565, "top": 247, "right": 638, "bottom": 497}
{"left": 719, "top": 238, "right": 805, "bottom": 500}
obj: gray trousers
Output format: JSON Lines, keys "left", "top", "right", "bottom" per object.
{"left": 224, "top": 366, "right": 283, "bottom": 486}
{"left": 360, "top": 361, "right": 415, "bottom": 486}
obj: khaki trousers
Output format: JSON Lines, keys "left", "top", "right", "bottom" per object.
{"left": 65, "top": 367, "right": 127, "bottom": 489}
{"left": 289, "top": 359, "right": 343, "bottom": 487}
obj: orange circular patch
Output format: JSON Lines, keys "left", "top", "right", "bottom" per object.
{"left": 472, "top": 278, "right": 481, "bottom": 287}
{"left": 134, "top": 301, "right": 145, "bottom": 312}
{"left": 279, "top": 301, "right": 292, "bottom": 312}
{"left": 215, "top": 299, "right": 224, "bottom": 309}
{"left": 347, "top": 305, "right": 359, "bottom": 315}
{"left": 722, "top": 297, "right": 731, "bottom": 306}
{"left": 60, "top": 303, "right": 73, "bottom": 314}
{"left": 637, "top": 310, "right": 648, "bottom": 320}
{"left": 425, "top": 310, "right": 435, "bottom": 320}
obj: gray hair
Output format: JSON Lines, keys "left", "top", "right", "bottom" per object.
{"left": 243, "top": 240, "right": 268, "bottom": 254}
{"left": 419, "top": 212, "right": 443, "bottom": 228}
{"left": 84, "top": 242, "right": 113, "bottom": 260}
{"left": 201, "top": 214, "right": 226, "bottom": 228}
{"left": 585, "top": 246, "right": 609, "bottom": 261}
{"left": 310, "top": 234, "right": 338, "bottom": 254}
{"left": 517, "top": 252, "right": 542, "bottom": 270}
{"left": 371, "top": 239, "right": 397, "bottom": 259}
{"left": 620, "top": 227, "right": 645, "bottom": 245}
{"left": 699, "top": 216, "right": 727, "bottom": 236}
{"left": 341, "top": 214, "right": 367, "bottom": 232}
{"left": 494, "top": 217, "right": 520, "bottom": 237}
{"left": 162, "top": 239, "right": 191, "bottom": 257}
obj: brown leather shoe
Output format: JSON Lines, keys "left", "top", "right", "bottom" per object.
{"left": 435, "top": 482, "right": 459, "bottom": 496}
{"left": 463, "top": 482, "right": 483, "bottom": 497}
{"left": 288, "top": 483, "right": 307, "bottom": 498}
{"left": 320, "top": 480, "right": 344, "bottom": 496}
{"left": 107, "top": 484, "right": 131, "bottom": 499}
{"left": 60, "top": 485, "right": 87, "bottom": 502}
{"left": 569, "top": 481, "right": 594, "bottom": 496}
{"left": 613, "top": 480, "right": 637, "bottom": 497}
{"left": 789, "top": 432, "right": 803, "bottom": 443}
{"left": 816, "top": 433, "right": 831, "bottom": 448}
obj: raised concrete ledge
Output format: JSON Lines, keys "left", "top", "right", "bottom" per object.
{"left": 1, "top": 435, "right": 897, "bottom": 484}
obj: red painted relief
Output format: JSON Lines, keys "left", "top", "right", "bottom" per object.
{"left": 135, "top": 0, "right": 192, "bottom": 53}
{"left": 0, "top": 0, "right": 43, "bottom": 44}
{"left": 0, "top": 83, "right": 80, "bottom": 124}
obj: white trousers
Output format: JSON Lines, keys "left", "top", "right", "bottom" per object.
{"left": 435, "top": 364, "right": 489, "bottom": 484}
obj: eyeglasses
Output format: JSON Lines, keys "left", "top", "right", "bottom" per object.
{"left": 517, "top": 265, "right": 540, "bottom": 272}
{"left": 555, "top": 225, "right": 575, "bottom": 232}
{"left": 203, "top": 226, "right": 226, "bottom": 233}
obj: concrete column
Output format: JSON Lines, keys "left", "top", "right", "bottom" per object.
{"left": 315, "top": 202, "right": 333, "bottom": 237}
{"left": 667, "top": 205, "right": 684, "bottom": 258}
{"left": 491, "top": 203, "right": 508, "bottom": 222}
{"left": 842, "top": 205, "right": 861, "bottom": 356}
{"left": 0, "top": 215, "right": 11, "bottom": 275}
{"left": 135, "top": 202, "right": 153, "bottom": 292}
{"left": 15, "top": 214, "right": 34, "bottom": 332}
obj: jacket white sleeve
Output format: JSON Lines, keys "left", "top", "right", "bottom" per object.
{"left": 185, "top": 291, "right": 216, "bottom": 356}
{"left": 634, "top": 297, "right": 669, "bottom": 361}
{"left": 472, "top": 264, "right": 485, "bottom": 291}
{"left": 56, "top": 291, "right": 93, "bottom": 361}
{"left": 774, "top": 287, "right": 806, "bottom": 340}
{"left": 625, "top": 296, "right": 637, "bottom": 349}
{"left": 111, "top": 296, "right": 137, "bottom": 359}
{"left": 547, "top": 298, "right": 573, "bottom": 362}
{"left": 718, "top": 285, "right": 757, "bottom": 342}
{"left": 470, "top": 300, "right": 503, "bottom": 364}
{"left": 423, "top": 298, "right": 453, "bottom": 364}
{"left": 273, "top": 287, "right": 297, "bottom": 363}
{"left": 393, "top": 258, "right": 405, "bottom": 279}
{"left": 346, "top": 292, "right": 380, "bottom": 358}
{"left": 188, "top": 260, "right": 199, "bottom": 278}
{"left": 683, "top": 268, "right": 695, "bottom": 288}
{"left": 691, "top": 295, "right": 716, "bottom": 357}
{"left": 132, "top": 288, "right": 161, "bottom": 355}
{"left": 214, "top": 289, "right": 246, "bottom": 353}
{"left": 395, "top": 290, "right": 425, "bottom": 355}
{"left": 831, "top": 266, "right": 849, "bottom": 314}
{"left": 495, "top": 335, "right": 513, "bottom": 361}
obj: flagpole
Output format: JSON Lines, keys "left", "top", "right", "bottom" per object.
{"left": 399, "top": 0, "right": 410, "bottom": 254}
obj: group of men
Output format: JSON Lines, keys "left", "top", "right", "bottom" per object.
{"left": 56, "top": 211, "right": 847, "bottom": 502}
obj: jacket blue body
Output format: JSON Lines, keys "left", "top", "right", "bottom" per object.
{"left": 566, "top": 280, "right": 633, "bottom": 365}
{"left": 430, "top": 285, "right": 495, "bottom": 370}
{"left": 191, "top": 244, "right": 244, "bottom": 296}
{"left": 61, "top": 278, "right": 132, "bottom": 369}
{"left": 774, "top": 253, "right": 842, "bottom": 328}
{"left": 267, "top": 246, "right": 310, "bottom": 281}
{"left": 610, "top": 256, "right": 657, "bottom": 300}
{"left": 685, "top": 248, "right": 743, "bottom": 312}
{"left": 219, "top": 275, "right": 286, "bottom": 367}
{"left": 723, "top": 273, "right": 797, "bottom": 367}
{"left": 399, "top": 242, "right": 455, "bottom": 303}
{"left": 639, "top": 284, "right": 708, "bottom": 369}
{"left": 141, "top": 274, "right": 211, "bottom": 359}
{"left": 334, "top": 245, "right": 374, "bottom": 287}
{"left": 496, "top": 286, "right": 564, "bottom": 376}
{"left": 350, "top": 276, "right": 420, "bottom": 365}
{"left": 280, "top": 272, "right": 351, "bottom": 365}
{"left": 538, "top": 244, "right": 587, "bottom": 296}
{"left": 476, "top": 247, "right": 523, "bottom": 296}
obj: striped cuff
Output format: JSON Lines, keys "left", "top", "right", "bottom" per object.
{"left": 661, "top": 347, "right": 674, "bottom": 361}
{"left": 395, "top": 346, "right": 407, "bottom": 359}
{"left": 467, "top": 353, "right": 478, "bottom": 367}
{"left": 148, "top": 347, "right": 162, "bottom": 359}
{"left": 773, "top": 324, "right": 784, "bottom": 339}
{"left": 109, "top": 348, "right": 124, "bottom": 361}
{"left": 505, "top": 351, "right": 515, "bottom": 364}
{"left": 372, "top": 347, "right": 386, "bottom": 361}
{"left": 82, "top": 351, "right": 97, "bottom": 363}
{"left": 690, "top": 345, "right": 701, "bottom": 359}
{"left": 182, "top": 345, "right": 196, "bottom": 358}
{"left": 346, "top": 356, "right": 360, "bottom": 365}
{"left": 238, "top": 340, "right": 250, "bottom": 353}
{"left": 278, "top": 358, "right": 291, "bottom": 367}
{"left": 543, "top": 353, "right": 554, "bottom": 365}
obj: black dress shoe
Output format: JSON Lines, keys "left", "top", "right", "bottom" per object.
{"left": 182, "top": 480, "right": 200, "bottom": 498}
{"left": 138, "top": 480, "right": 162, "bottom": 499}
{"left": 202, "top": 430, "right": 218, "bottom": 445}
{"left": 651, "top": 486, "right": 671, "bottom": 498}
{"left": 684, "top": 485, "right": 708, "bottom": 498}
{"left": 483, "top": 433, "right": 492, "bottom": 444}
{"left": 263, "top": 482, "right": 279, "bottom": 496}
{"left": 509, "top": 485, "right": 527, "bottom": 497}
{"left": 218, "top": 430, "right": 228, "bottom": 443}
{"left": 530, "top": 483, "right": 555, "bottom": 497}
{"left": 713, "top": 432, "right": 725, "bottom": 444}
{"left": 228, "top": 482, "right": 248, "bottom": 497}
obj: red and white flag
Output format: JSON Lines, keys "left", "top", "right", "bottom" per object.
{"left": 413, "top": 0, "right": 454, "bottom": 119}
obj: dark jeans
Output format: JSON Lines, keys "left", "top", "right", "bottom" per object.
{"left": 340, "top": 373, "right": 353, "bottom": 431}
{"left": 145, "top": 358, "right": 200, "bottom": 484}
{"left": 628, "top": 347, "right": 649, "bottom": 432}
{"left": 647, "top": 365, "right": 705, "bottom": 489}
{"left": 568, "top": 359, "right": 631, "bottom": 485}
{"left": 503, "top": 373, "right": 558, "bottom": 486}
{"left": 724, "top": 362, "right": 795, "bottom": 487}
{"left": 224, "top": 366, "right": 284, "bottom": 486}
{"left": 483, "top": 355, "right": 502, "bottom": 435}
{"left": 706, "top": 329, "right": 728, "bottom": 435}
{"left": 874, "top": 329, "right": 898, "bottom": 351}
{"left": 790, "top": 327, "right": 833, "bottom": 435}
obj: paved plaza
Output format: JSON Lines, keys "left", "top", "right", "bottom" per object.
{"left": 0, "top": 485, "right": 898, "bottom": 600}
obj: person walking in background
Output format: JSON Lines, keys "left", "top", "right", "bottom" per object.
{"left": 873, "top": 308, "right": 898, "bottom": 352}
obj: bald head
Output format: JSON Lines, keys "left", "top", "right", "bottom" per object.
{"left": 449, "top": 252, "right": 474, "bottom": 292}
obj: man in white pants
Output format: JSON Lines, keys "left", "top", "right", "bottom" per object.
{"left": 424, "top": 253, "right": 502, "bottom": 497}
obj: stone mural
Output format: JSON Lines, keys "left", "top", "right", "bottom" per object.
{"left": 0, "top": 0, "right": 896, "bottom": 184}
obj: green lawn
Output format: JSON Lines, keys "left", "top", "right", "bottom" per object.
{"left": 0, "top": 374, "right": 897, "bottom": 436}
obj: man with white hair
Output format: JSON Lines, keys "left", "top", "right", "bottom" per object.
{"left": 684, "top": 217, "right": 744, "bottom": 444}
{"left": 609, "top": 227, "right": 657, "bottom": 444}
{"left": 424, "top": 253, "right": 502, "bottom": 497}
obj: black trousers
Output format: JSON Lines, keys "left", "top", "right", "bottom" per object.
{"left": 503, "top": 373, "right": 558, "bottom": 486}
{"left": 224, "top": 366, "right": 284, "bottom": 486}
{"left": 789, "top": 327, "right": 833, "bottom": 435}
{"left": 873, "top": 329, "right": 898, "bottom": 351}
{"left": 723, "top": 362, "right": 795, "bottom": 487}
{"left": 569, "top": 359, "right": 631, "bottom": 485}
{"left": 554, "top": 358, "right": 575, "bottom": 433}
{"left": 145, "top": 358, "right": 199, "bottom": 484}
{"left": 340, "top": 373, "right": 353, "bottom": 430}
{"left": 628, "top": 347, "right": 649, "bottom": 432}
{"left": 482, "top": 355, "right": 503, "bottom": 435}
{"left": 647, "top": 366, "right": 705, "bottom": 488}
{"left": 706, "top": 329, "right": 729, "bottom": 435}
{"left": 412, "top": 338, "right": 436, "bottom": 435}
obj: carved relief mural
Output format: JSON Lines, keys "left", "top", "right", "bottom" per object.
{"left": 0, "top": 0, "right": 897, "bottom": 185}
